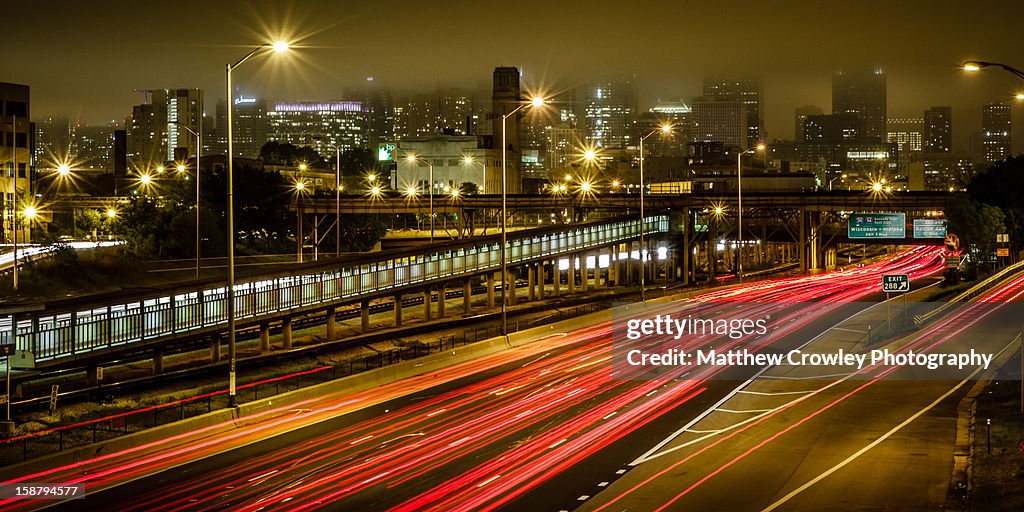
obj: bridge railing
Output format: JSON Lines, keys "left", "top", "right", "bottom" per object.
{"left": 1, "top": 216, "right": 667, "bottom": 365}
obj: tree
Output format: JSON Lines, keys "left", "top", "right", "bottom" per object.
{"left": 945, "top": 194, "right": 1005, "bottom": 272}
{"left": 259, "top": 141, "right": 327, "bottom": 168}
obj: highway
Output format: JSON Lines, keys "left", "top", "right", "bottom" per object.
{"left": 578, "top": 265, "right": 1024, "bottom": 511}
{"left": 0, "top": 247, "right": 947, "bottom": 511}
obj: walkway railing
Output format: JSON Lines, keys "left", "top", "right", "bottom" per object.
{"left": 0, "top": 216, "right": 667, "bottom": 366}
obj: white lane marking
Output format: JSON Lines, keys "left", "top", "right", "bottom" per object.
{"left": 738, "top": 390, "right": 815, "bottom": 396}
{"left": 760, "top": 334, "right": 1019, "bottom": 512}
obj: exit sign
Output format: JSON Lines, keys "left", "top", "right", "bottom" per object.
{"left": 882, "top": 274, "right": 909, "bottom": 293}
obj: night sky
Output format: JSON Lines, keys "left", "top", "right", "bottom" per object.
{"left": 6, "top": 0, "right": 1024, "bottom": 149}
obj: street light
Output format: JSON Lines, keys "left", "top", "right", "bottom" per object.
{"left": 962, "top": 60, "right": 1024, "bottom": 80}
{"left": 638, "top": 123, "right": 672, "bottom": 301}
{"left": 224, "top": 40, "right": 290, "bottom": 407}
{"left": 405, "top": 153, "right": 434, "bottom": 242}
{"left": 168, "top": 121, "right": 202, "bottom": 279}
{"left": 736, "top": 143, "right": 765, "bottom": 280}
{"left": 499, "top": 96, "right": 545, "bottom": 335}
{"left": 828, "top": 173, "right": 847, "bottom": 191}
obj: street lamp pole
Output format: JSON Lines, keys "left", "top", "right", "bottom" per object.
{"left": 10, "top": 115, "right": 17, "bottom": 291}
{"left": 828, "top": 173, "right": 847, "bottom": 191}
{"left": 224, "top": 41, "right": 288, "bottom": 407}
{"left": 405, "top": 154, "right": 434, "bottom": 242}
{"left": 963, "top": 60, "right": 1024, "bottom": 81}
{"left": 638, "top": 124, "right": 671, "bottom": 301}
{"left": 736, "top": 144, "right": 765, "bottom": 280}
{"left": 500, "top": 97, "right": 544, "bottom": 336}
{"left": 169, "top": 121, "right": 202, "bottom": 279}
{"left": 335, "top": 146, "right": 340, "bottom": 257}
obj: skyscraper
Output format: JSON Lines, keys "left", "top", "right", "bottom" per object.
{"left": 794, "top": 105, "right": 823, "bottom": 142}
{"left": 692, "top": 98, "right": 747, "bottom": 149}
{"left": 703, "top": 78, "right": 761, "bottom": 146}
{"left": 583, "top": 74, "right": 637, "bottom": 150}
{"left": 886, "top": 118, "right": 923, "bottom": 153}
{"left": 982, "top": 103, "right": 1011, "bottom": 163}
{"left": 126, "top": 88, "right": 204, "bottom": 168}
{"left": 212, "top": 95, "right": 267, "bottom": 159}
{"left": 832, "top": 69, "right": 887, "bottom": 142}
{"left": 923, "top": 106, "right": 952, "bottom": 154}
{"left": 267, "top": 100, "right": 370, "bottom": 159}
{"left": 1, "top": 82, "right": 31, "bottom": 243}
{"left": 492, "top": 66, "right": 523, "bottom": 192}
{"left": 34, "top": 114, "right": 72, "bottom": 165}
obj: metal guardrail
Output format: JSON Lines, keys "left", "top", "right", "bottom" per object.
{"left": 0, "top": 302, "right": 604, "bottom": 465}
{"left": 0, "top": 217, "right": 667, "bottom": 366}
{"left": 914, "top": 259, "right": 1024, "bottom": 326}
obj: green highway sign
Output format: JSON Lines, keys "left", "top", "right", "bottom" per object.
{"left": 882, "top": 274, "right": 909, "bottom": 293}
{"left": 913, "top": 219, "right": 946, "bottom": 239}
{"left": 848, "top": 213, "right": 906, "bottom": 239}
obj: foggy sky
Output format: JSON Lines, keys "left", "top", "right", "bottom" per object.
{"left": 6, "top": 0, "right": 1024, "bottom": 150}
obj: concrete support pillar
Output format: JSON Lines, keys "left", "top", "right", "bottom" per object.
{"left": 622, "top": 243, "right": 630, "bottom": 284}
{"left": 394, "top": 294, "right": 403, "bottom": 327}
{"left": 487, "top": 273, "right": 495, "bottom": 308}
{"left": 326, "top": 306, "right": 337, "bottom": 341}
{"left": 424, "top": 289, "right": 432, "bottom": 321}
{"left": 799, "top": 209, "right": 807, "bottom": 273}
{"left": 582, "top": 253, "right": 590, "bottom": 290}
{"left": 360, "top": 298, "right": 370, "bottom": 332}
{"left": 464, "top": 280, "right": 472, "bottom": 314}
{"left": 508, "top": 271, "right": 517, "bottom": 305}
{"left": 538, "top": 263, "right": 546, "bottom": 299}
{"left": 602, "top": 248, "right": 610, "bottom": 288}
{"left": 282, "top": 318, "right": 293, "bottom": 349}
{"left": 810, "top": 212, "right": 820, "bottom": 273}
{"left": 259, "top": 322, "right": 270, "bottom": 353}
{"left": 210, "top": 335, "right": 222, "bottom": 362}
{"left": 85, "top": 363, "right": 99, "bottom": 387}
{"left": 437, "top": 287, "right": 446, "bottom": 318}
{"left": 568, "top": 255, "right": 577, "bottom": 293}
{"left": 553, "top": 260, "right": 560, "bottom": 296}
{"left": 528, "top": 264, "right": 536, "bottom": 301}
{"left": 153, "top": 348, "right": 164, "bottom": 375}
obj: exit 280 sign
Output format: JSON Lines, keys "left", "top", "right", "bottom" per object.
{"left": 882, "top": 274, "right": 910, "bottom": 293}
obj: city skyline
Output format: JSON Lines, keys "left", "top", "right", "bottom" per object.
{"left": 5, "top": 1, "right": 1024, "bottom": 151}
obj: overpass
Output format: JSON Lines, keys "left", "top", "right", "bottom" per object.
{"left": 290, "top": 190, "right": 952, "bottom": 214}
{"left": 0, "top": 216, "right": 667, "bottom": 375}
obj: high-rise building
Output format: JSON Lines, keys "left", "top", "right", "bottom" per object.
{"left": 638, "top": 101, "right": 693, "bottom": 158}
{"left": 803, "top": 114, "right": 859, "bottom": 143}
{"left": 34, "top": 114, "right": 72, "bottom": 165}
{"left": 345, "top": 77, "right": 394, "bottom": 149}
{"left": 492, "top": 66, "right": 524, "bottom": 192}
{"left": 886, "top": 118, "right": 923, "bottom": 153}
{"left": 73, "top": 123, "right": 117, "bottom": 172}
{"left": 795, "top": 105, "right": 823, "bottom": 142}
{"left": 164, "top": 88, "right": 203, "bottom": 162}
{"left": 1, "top": 82, "right": 31, "bottom": 243}
{"left": 213, "top": 95, "right": 267, "bottom": 159}
{"left": 703, "top": 78, "right": 761, "bottom": 146}
{"left": 923, "top": 106, "right": 952, "bottom": 154}
{"left": 692, "top": 98, "right": 747, "bottom": 149}
{"left": 583, "top": 74, "right": 637, "bottom": 150}
{"left": 981, "top": 102, "right": 1011, "bottom": 163}
{"left": 127, "top": 88, "right": 204, "bottom": 168}
{"left": 267, "top": 100, "right": 370, "bottom": 159}
{"left": 832, "top": 69, "right": 887, "bottom": 142}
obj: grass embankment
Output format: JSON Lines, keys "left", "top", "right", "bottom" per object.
{"left": 0, "top": 246, "right": 159, "bottom": 303}
{"left": 971, "top": 375, "right": 1024, "bottom": 511}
